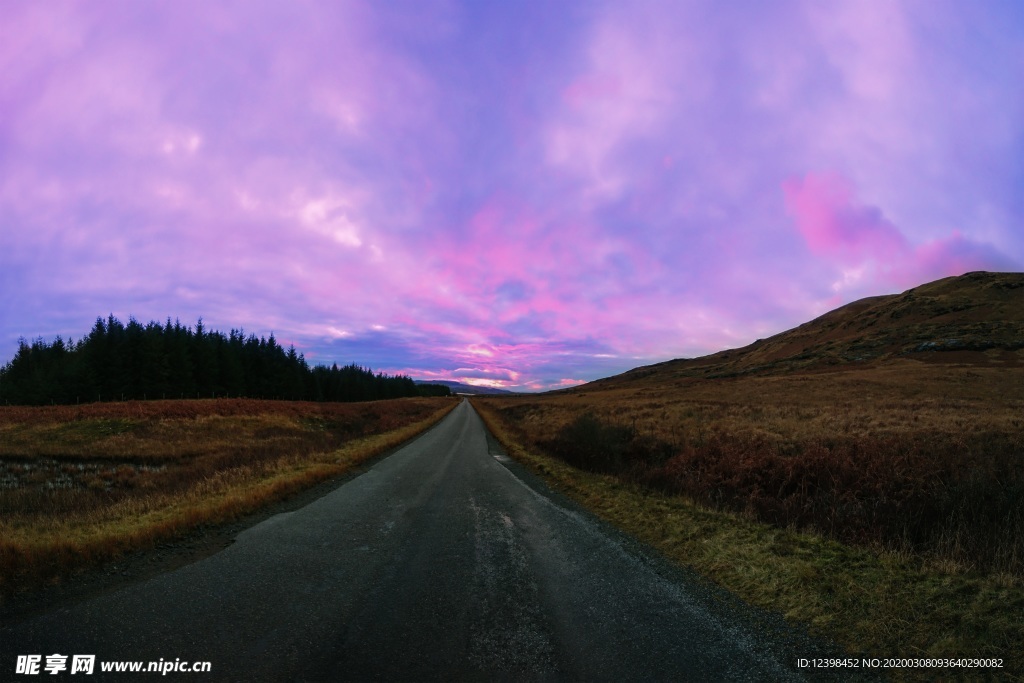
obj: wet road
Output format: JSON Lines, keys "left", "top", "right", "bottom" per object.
{"left": 2, "top": 400, "right": 812, "bottom": 681}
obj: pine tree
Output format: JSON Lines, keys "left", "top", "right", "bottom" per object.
{"left": 0, "top": 315, "right": 427, "bottom": 405}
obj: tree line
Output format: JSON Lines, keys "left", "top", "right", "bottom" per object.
{"left": 0, "top": 315, "right": 450, "bottom": 405}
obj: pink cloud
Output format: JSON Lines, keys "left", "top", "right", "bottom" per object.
{"left": 782, "top": 172, "right": 909, "bottom": 261}
{"left": 915, "top": 233, "right": 1018, "bottom": 278}
{"left": 783, "top": 171, "right": 1018, "bottom": 293}
{"left": 452, "top": 367, "right": 520, "bottom": 382}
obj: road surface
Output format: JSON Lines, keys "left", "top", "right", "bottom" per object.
{"left": 2, "top": 400, "right": 830, "bottom": 681}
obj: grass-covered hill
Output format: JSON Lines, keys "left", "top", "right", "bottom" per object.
{"left": 599, "top": 270, "right": 1023, "bottom": 385}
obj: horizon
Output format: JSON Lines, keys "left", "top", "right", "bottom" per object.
{"left": 3, "top": 2, "right": 1023, "bottom": 391}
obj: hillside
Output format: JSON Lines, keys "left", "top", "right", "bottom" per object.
{"left": 597, "top": 270, "right": 1024, "bottom": 386}
{"left": 471, "top": 271, "right": 1024, "bottom": 676}
{"left": 474, "top": 269, "right": 1024, "bottom": 574}
{"left": 415, "top": 380, "right": 514, "bottom": 395}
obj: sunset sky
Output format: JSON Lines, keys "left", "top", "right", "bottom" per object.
{"left": 2, "top": 1, "right": 1022, "bottom": 390}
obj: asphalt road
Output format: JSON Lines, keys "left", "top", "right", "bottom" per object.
{"left": 2, "top": 400, "right": 826, "bottom": 681}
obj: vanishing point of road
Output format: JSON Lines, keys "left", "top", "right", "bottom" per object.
{"left": 2, "top": 400, "right": 838, "bottom": 681}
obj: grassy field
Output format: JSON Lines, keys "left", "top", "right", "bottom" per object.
{"left": 473, "top": 356, "right": 1024, "bottom": 680}
{"left": 0, "top": 397, "right": 457, "bottom": 597}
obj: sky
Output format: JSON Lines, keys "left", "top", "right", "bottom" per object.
{"left": 1, "top": 0, "right": 1022, "bottom": 391}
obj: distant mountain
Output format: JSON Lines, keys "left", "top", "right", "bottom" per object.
{"left": 415, "top": 380, "right": 514, "bottom": 395}
{"left": 588, "top": 271, "right": 1024, "bottom": 388}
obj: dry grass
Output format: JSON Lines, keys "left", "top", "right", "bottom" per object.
{"left": 473, "top": 354, "right": 1024, "bottom": 679}
{"left": 480, "top": 358, "right": 1024, "bottom": 575}
{"left": 614, "top": 271, "right": 1024, "bottom": 379}
{"left": 0, "top": 397, "right": 458, "bottom": 596}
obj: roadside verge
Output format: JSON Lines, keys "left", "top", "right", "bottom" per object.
{"left": 1, "top": 398, "right": 459, "bottom": 623}
{"left": 472, "top": 399, "right": 1023, "bottom": 682}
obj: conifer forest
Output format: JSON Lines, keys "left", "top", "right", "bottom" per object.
{"left": 0, "top": 316, "right": 449, "bottom": 405}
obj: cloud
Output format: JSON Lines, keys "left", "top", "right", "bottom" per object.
{"left": 784, "top": 171, "right": 1018, "bottom": 294}
{"left": 2, "top": 1, "right": 1023, "bottom": 389}
{"left": 783, "top": 172, "right": 909, "bottom": 262}
{"left": 915, "top": 233, "right": 1020, "bottom": 278}
{"left": 452, "top": 367, "right": 520, "bottom": 382}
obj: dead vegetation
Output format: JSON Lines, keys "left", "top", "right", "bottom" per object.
{"left": 0, "top": 397, "right": 457, "bottom": 596}
{"left": 474, "top": 400, "right": 1024, "bottom": 679}
{"left": 476, "top": 358, "right": 1024, "bottom": 575}
{"left": 472, "top": 356, "right": 1024, "bottom": 677}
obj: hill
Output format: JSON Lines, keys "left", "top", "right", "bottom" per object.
{"left": 471, "top": 271, "right": 1024, "bottom": 676}
{"left": 415, "top": 380, "right": 513, "bottom": 395}
{"left": 596, "top": 270, "right": 1024, "bottom": 386}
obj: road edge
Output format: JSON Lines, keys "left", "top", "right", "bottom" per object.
{"left": 469, "top": 399, "right": 885, "bottom": 682}
{"left": 1, "top": 399, "right": 462, "bottom": 627}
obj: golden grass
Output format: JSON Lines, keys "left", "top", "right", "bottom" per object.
{"left": 472, "top": 358, "right": 1024, "bottom": 681}
{"left": 552, "top": 358, "right": 1024, "bottom": 446}
{"left": 480, "top": 359, "right": 1024, "bottom": 574}
{"left": 0, "top": 397, "right": 458, "bottom": 596}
